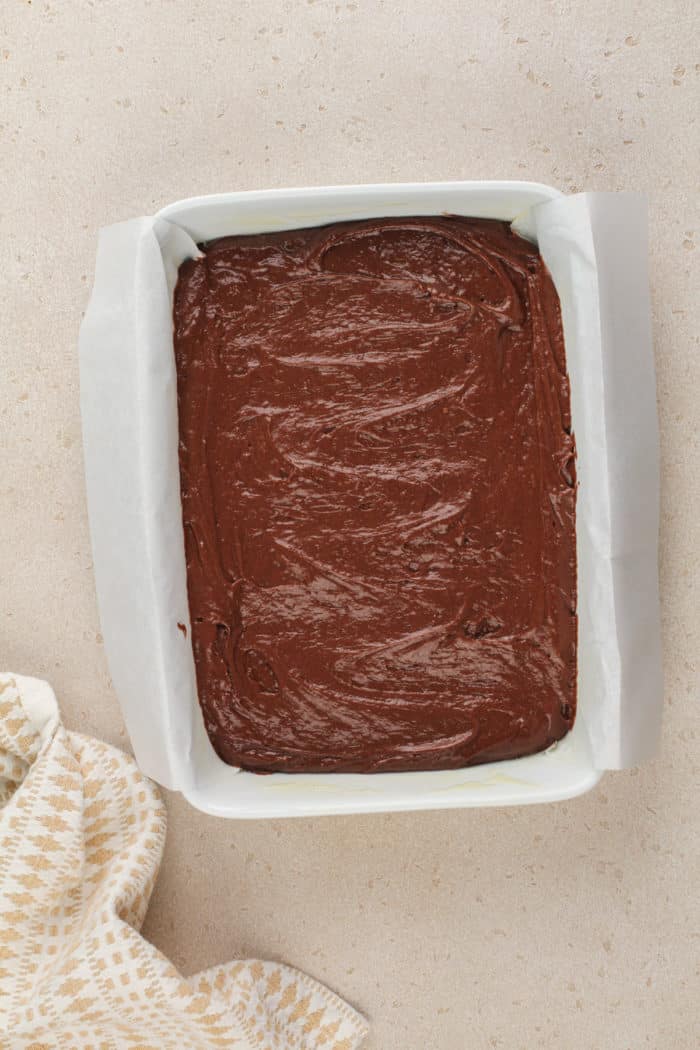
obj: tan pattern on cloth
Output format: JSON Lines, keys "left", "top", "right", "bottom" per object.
{"left": 0, "top": 673, "right": 368, "bottom": 1049}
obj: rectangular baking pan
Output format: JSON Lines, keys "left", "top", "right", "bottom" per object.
{"left": 80, "top": 181, "right": 661, "bottom": 817}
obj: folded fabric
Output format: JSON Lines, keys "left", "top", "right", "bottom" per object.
{"left": 0, "top": 673, "right": 368, "bottom": 1049}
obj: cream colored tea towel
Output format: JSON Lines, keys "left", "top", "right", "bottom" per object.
{"left": 0, "top": 673, "right": 368, "bottom": 1049}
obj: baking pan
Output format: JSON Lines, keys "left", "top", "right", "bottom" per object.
{"left": 79, "top": 181, "right": 662, "bottom": 817}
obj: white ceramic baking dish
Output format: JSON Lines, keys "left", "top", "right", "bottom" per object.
{"left": 80, "top": 180, "right": 662, "bottom": 818}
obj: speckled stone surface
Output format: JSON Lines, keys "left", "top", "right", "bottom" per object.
{"left": 2, "top": 3, "right": 698, "bottom": 1048}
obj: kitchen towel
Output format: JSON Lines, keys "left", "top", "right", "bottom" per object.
{"left": 0, "top": 672, "right": 368, "bottom": 1049}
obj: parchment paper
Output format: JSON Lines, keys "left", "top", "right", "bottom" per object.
{"left": 79, "top": 192, "right": 662, "bottom": 789}
{"left": 526, "top": 193, "right": 662, "bottom": 768}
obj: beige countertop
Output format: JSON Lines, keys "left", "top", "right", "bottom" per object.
{"left": 2, "top": 3, "right": 698, "bottom": 1047}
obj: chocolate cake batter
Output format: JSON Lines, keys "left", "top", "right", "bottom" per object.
{"left": 174, "top": 216, "right": 577, "bottom": 773}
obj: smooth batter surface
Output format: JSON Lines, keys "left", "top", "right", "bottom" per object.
{"left": 174, "top": 217, "right": 577, "bottom": 773}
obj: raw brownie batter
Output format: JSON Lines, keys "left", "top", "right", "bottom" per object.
{"left": 174, "top": 216, "right": 577, "bottom": 773}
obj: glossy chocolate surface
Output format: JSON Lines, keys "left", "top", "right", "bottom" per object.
{"left": 174, "top": 216, "right": 577, "bottom": 773}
